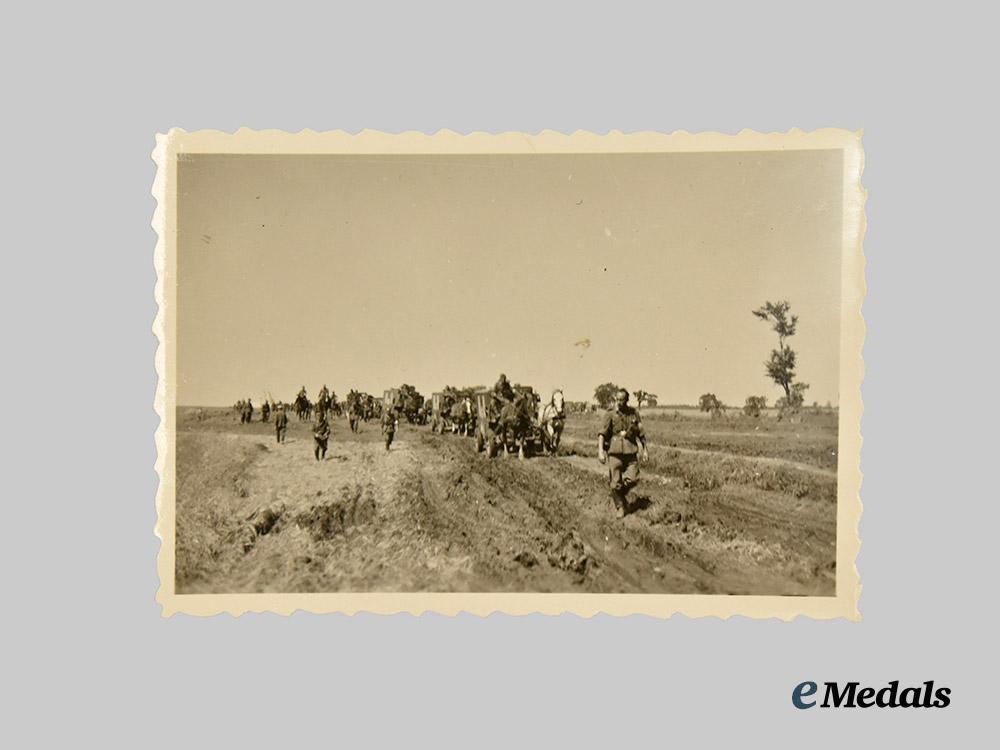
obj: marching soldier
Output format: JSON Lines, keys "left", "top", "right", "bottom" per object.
{"left": 381, "top": 407, "right": 398, "bottom": 452}
{"left": 313, "top": 408, "right": 331, "bottom": 461}
{"left": 274, "top": 404, "right": 288, "bottom": 444}
{"left": 597, "top": 388, "right": 648, "bottom": 518}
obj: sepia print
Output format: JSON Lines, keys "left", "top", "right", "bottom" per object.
{"left": 153, "top": 129, "right": 864, "bottom": 618}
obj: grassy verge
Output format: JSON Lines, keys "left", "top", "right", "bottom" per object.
{"left": 560, "top": 439, "right": 837, "bottom": 502}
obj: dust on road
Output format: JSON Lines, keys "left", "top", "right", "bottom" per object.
{"left": 175, "top": 411, "right": 836, "bottom": 596}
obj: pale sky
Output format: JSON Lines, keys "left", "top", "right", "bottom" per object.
{"left": 177, "top": 150, "right": 842, "bottom": 407}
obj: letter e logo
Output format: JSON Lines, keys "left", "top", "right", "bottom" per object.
{"left": 793, "top": 681, "right": 818, "bottom": 709}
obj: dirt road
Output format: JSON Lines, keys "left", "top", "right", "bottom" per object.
{"left": 175, "top": 411, "right": 837, "bottom": 595}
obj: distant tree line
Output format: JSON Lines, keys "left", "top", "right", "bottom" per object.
{"left": 593, "top": 383, "right": 657, "bottom": 409}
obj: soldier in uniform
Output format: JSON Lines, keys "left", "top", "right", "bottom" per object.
{"left": 312, "top": 408, "right": 331, "bottom": 461}
{"left": 597, "top": 388, "right": 648, "bottom": 518}
{"left": 493, "top": 373, "right": 515, "bottom": 401}
{"left": 492, "top": 372, "right": 515, "bottom": 415}
{"left": 261, "top": 400, "right": 271, "bottom": 423}
{"left": 274, "top": 404, "right": 288, "bottom": 443}
{"left": 381, "top": 407, "right": 398, "bottom": 452}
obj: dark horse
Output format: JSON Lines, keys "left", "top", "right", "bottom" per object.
{"left": 498, "top": 392, "right": 535, "bottom": 460}
{"left": 294, "top": 393, "right": 312, "bottom": 421}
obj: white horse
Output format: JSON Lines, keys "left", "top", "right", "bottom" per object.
{"left": 449, "top": 396, "right": 474, "bottom": 436}
{"left": 538, "top": 389, "right": 566, "bottom": 454}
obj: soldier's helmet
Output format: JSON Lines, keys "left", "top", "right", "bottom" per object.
{"left": 499, "top": 373, "right": 508, "bottom": 383}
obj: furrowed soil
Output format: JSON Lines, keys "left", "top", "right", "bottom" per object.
{"left": 175, "top": 407, "right": 838, "bottom": 595}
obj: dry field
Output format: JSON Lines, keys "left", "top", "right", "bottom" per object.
{"left": 174, "top": 406, "right": 839, "bottom": 595}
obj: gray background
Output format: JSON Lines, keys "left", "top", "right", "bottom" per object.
{"left": 5, "top": 1, "right": 994, "bottom": 745}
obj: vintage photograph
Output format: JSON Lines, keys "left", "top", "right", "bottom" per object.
{"left": 154, "top": 129, "right": 864, "bottom": 618}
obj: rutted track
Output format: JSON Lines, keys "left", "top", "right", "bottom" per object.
{"left": 175, "top": 414, "right": 836, "bottom": 595}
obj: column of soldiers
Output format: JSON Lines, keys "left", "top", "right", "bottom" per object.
{"left": 237, "top": 384, "right": 404, "bottom": 458}
{"left": 235, "top": 397, "right": 278, "bottom": 424}
{"left": 236, "top": 398, "right": 254, "bottom": 424}
{"left": 235, "top": 374, "right": 648, "bottom": 519}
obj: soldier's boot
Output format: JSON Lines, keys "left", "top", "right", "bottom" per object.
{"left": 620, "top": 490, "right": 631, "bottom": 517}
{"left": 610, "top": 489, "right": 625, "bottom": 519}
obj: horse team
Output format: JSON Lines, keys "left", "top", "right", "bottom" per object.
{"left": 432, "top": 386, "right": 566, "bottom": 460}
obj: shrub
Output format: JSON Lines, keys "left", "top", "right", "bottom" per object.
{"left": 744, "top": 395, "right": 767, "bottom": 418}
{"left": 698, "top": 393, "right": 724, "bottom": 416}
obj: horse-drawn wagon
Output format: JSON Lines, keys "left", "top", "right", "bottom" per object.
{"left": 430, "top": 389, "right": 474, "bottom": 435}
{"left": 475, "top": 386, "right": 565, "bottom": 459}
{"left": 383, "top": 388, "right": 401, "bottom": 416}
{"left": 396, "top": 384, "right": 424, "bottom": 424}
{"left": 475, "top": 385, "right": 541, "bottom": 459}
{"left": 430, "top": 392, "right": 448, "bottom": 433}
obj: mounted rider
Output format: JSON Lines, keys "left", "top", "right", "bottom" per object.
{"left": 317, "top": 384, "right": 331, "bottom": 416}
